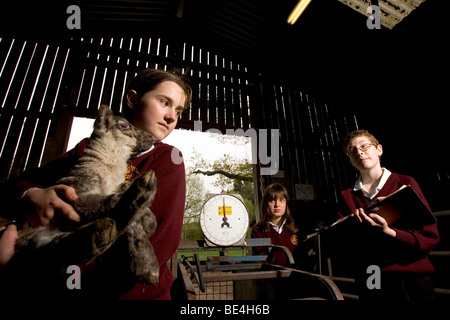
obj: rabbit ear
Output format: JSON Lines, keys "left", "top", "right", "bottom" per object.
{"left": 94, "top": 105, "right": 114, "bottom": 131}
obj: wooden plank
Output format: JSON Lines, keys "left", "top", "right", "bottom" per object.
{"left": 0, "top": 112, "right": 13, "bottom": 162}
{"left": 257, "top": 81, "right": 271, "bottom": 144}
{"left": 282, "top": 86, "right": 301, "bottom": 190}
{"left": 0, "top": 115, "right": 26, "bottom": 180}
{"left": 208, "top": 83, "right": 218, "bottom": 124}
{"left": 187, "top": 44, "right": 199, "bottom": 122}
{"left": 111, "top": 68, "right": 128, "bottom": 113}
{"left": 216, "top": 77, "right": 225, "bottom": 126}
{"left": 86, "top": 39, "right": 106, "bottom": 112}
{"left": 314, "top": 98, "right": 332, "bottom": 202}
{"left": 0, "top": 38, "right": 16, "bottom": 104}
{"left": 176, "top": 261, "right": 197, "bottom": 300}
{"left": 199, "top": 57, "right": 208, "bottom": 123}
{"left": 24, "top": 117, "right": 51, "bottom": 170}
{"left": 314, "top": 100, "right": 333, "bottom": 202}
{"left": 247, "top": 74, "right": 262, "bottom": 130}
{"left": 0, "top": 37, "right": 14, "bottom": 75}
{"left": 100, "top": 38, "right": 126, "bottom": 111}
{"left": 45, "top": 46, "right": 72, "bottom": 116}
{"left": 273, "top": 84, "right": 289, "bottom": 179}
{"left": 90, "top": 54, "right": 108, "bottom": 111}
{"left": 13, "top": 43, "right": 47, "bottom": 114}
{"left": 0, "top": 113, "right": 14, "bottom": 180}
{"left": 99, "top": 67, "right": 115, "bottom": 108}
{"left": 40, "top": 109, "right": 73, "bottom": 166}
{"left": 190, "top": 78, "right": 200, "bottom": 122}
{"left": 324, "top": 104, "right": 347, "bottom": 200}
{"left": 224, "top": 59, "right": 234, "bottom": 127}
{"left": 1, "top": 40, "right": 35, "bottom": 112}
{"left": 239, "top": 76, "right": 251, "bottom": 130}
{"left": 205, "top": 52, "right": 216, "bottom": 124}
{"left": 300, "top": 92, "right": 319, "bottom": 195}
{"left": 287, "top": 87, "right": 304, "bottom": 185}
{"left": 75, "top": 64, "right": 95, "bottom": 110}
{"left": 202, "top": 270, "right": 292, "bottom": 282}
{"left": 231, "top": 63, "right": 242, "bottom": 128}
{"left": 8, "top": 117, "right": 37, "bottom": 177}
{"left": 26, "top": 45, "right": 56, "bottom": 114}
{"left": 294, "top": 90, "right": 310, "bottom": 185}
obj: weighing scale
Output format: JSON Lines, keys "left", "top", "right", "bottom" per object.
{"left": 172, "top": 193, "right": 343, "bottom": 300}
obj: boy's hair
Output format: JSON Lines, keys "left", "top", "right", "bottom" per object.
{"left": 342, "top": 129, "right": 379, "bottom": 155}
{"left": 122, "top": 68, "right": 192, "bottom": 119}
{"left": 257, "top": 183, "right": 298, "bottom": 234}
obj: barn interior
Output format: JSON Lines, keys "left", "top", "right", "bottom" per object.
{"left": 0, "top": 0, "right": 449, "bottom": 300}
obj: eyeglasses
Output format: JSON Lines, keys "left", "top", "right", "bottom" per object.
{"left": 346, "top": 143, "right": 374, "bottom": 156}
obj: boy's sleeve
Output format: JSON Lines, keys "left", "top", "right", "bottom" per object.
{"left": 391, "top": 176, "right": 439, "bottom": 253}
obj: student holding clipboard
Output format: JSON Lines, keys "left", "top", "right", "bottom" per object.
{"left": 337, "top": 129, "right": 439, "bottom": 300}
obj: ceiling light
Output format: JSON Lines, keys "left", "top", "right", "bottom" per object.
{"left": 287, "top": 0, "right": 313, "bottom": 25}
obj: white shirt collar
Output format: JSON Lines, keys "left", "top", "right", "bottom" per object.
{"left": 353, "top": 168, "right": 391, "bottom": 199}
{"left": 133, "top": 145, "right": 154, "bottom": 159}
{"left": 269, "top": 219, "right": 286, "bottom": 234}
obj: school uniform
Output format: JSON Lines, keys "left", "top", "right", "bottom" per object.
{"left": 4, "top": 139, "right": 186, "bottom": 300}
{"left": 251, "top": 220, "right": 299, "bottom": 267}
{"left": 338, "top": 168, "right": 440, "bottom": 300}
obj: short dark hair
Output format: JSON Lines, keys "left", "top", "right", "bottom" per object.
{"left": 122, "top": 68, "right": 192, "bottom": 119}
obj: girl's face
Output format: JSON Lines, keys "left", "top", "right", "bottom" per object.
{"left": 268, "top": 195, "right": 287, "bottom": 221}
{"left": 126, "top": 81, "right": 186, "bottom": 141}
{"left": 348, "top": 136, "right": 383, "bottom": 171}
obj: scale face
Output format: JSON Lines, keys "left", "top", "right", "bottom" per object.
{"left": 200, "top": 194, "right": 249, "bottom": 246}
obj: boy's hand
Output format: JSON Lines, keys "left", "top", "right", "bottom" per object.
{"left": 352, "top": 208, "right": 396, "bottom": 238}
{"left": 22, "top": 185, "right": 81, "bottom": 227}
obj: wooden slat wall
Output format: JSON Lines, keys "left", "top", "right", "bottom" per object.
{"left": 64, "top": 37, "right": 256, "bottom": 128}
{"left": 257, "top": 82, "right": 359, "bottom": 203}
{"left": 0, "top": 35, "right": 358, "bottom": 205}
{"left": 0, "top": 37, "right": 70, "bottom": 180}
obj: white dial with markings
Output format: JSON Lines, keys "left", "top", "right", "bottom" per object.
{"left": 200, "top": 194, "right": 249, "bottom": 246}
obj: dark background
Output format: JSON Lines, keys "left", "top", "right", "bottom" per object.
{"left": 1, "top": 0, "right": 449, "bottom": 208}
{"left": 1, "top": 0, "right": 449, "bottom": 301}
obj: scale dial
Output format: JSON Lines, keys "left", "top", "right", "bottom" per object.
{"left": 200, "top": 194, "right": 249, "bottom": 246}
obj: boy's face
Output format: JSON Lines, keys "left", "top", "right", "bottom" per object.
{"left": 127, "top": 81, "right": 186, "bottom": 141}
{"left": 347, "top": 136, "right": 383, "bottom": 171}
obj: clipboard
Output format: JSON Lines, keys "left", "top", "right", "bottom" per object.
{"left": 365, "top": 185, "right": 436, "bottom": 226}
{"left": 305, "top": 185, "right": 437, "bottom": 243}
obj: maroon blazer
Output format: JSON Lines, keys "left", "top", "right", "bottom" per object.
{"left": 339, "top": 172, "right": 439, "bottom": 273}
{"left": 251, "top": 224, "right": 298, "bottom": 267}
{"left": 6, "top": 139, "right": 186, "bottom": 299}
